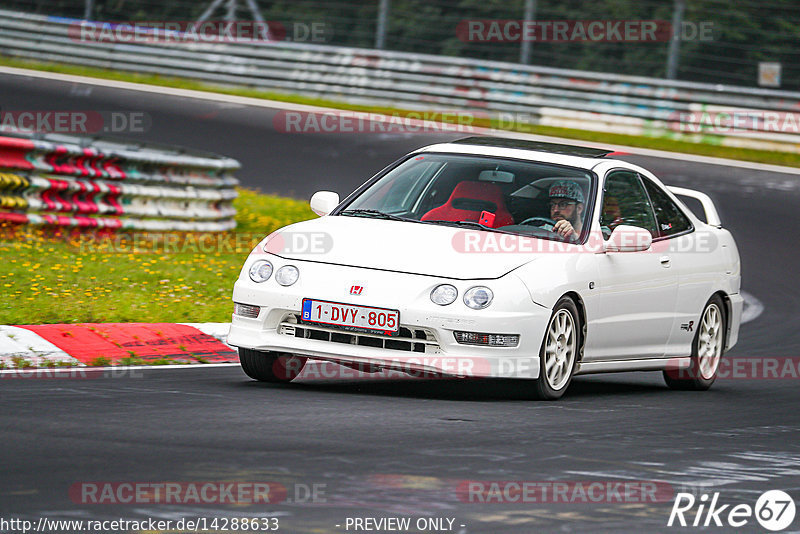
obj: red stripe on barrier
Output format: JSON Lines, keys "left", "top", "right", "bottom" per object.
{"left": 102, "top": 157, "right": 125, "bottom": 179}
{"left": 87, "top": 155, "right": 105, "bottom": 178}
{"left": 19, "top": 323, "right": 238, "bottom": 364}
{"left": 0, "top": 212, "right": 30, "bottom": 223}
{"left": 105, "top": 183, "right": 123, "bottom": 215}
{"left": 0, "top": 136, "right": 35, "bottom": 170}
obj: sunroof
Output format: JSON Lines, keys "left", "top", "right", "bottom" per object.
{"left": 451, "top": 136, "right": 614, "bottom": 158}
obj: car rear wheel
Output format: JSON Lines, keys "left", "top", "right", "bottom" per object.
{"left": 533, "top": 296, "right": 581, "bottom": 400}
{"left": 239, "top": 348, "right": 307, "bottom": 383}
{"left": 663, "top": 295, "right": 726, "bottom": 391}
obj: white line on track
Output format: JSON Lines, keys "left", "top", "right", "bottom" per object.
{"left": 0, "top": 362, "right": 241, "bottom": 375}
{"left": 4, "top": 65, "right": 800, "bottom": 176}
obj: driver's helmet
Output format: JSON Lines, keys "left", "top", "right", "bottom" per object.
{"left": 549, "top": 180, "right": 584, "bottom": 204}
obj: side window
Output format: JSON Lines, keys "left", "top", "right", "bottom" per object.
{"left": 600, "top": 170, "right": 657, "bottom": 240}
{"left": 642, "top": 178, "right": 693, "bottom": 238}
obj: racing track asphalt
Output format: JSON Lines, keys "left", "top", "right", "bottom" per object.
{"left": 1, "top": 72, "right": 799, "bottom": 533}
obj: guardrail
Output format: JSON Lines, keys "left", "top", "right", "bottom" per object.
{"left": 0, "top": 132, "right": 239, "bottom": 231}
{"left": 0, "top": 9, "right": 799, "bottom": 153}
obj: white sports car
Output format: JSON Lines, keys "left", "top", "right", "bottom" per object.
{"left": 228, "top": 137, "right": 742, "bottom": 399}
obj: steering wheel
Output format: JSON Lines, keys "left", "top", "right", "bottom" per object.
{"left": 519, "top": 216, "right": 558, "bottom": 232}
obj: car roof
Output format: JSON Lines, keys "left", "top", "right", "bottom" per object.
{"left": 417, "top": 136, "right": 620, "bottom": 170}
{"left": 451, "top": 136, "right": 614, "bottom": 158}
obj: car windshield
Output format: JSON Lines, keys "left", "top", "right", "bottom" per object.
{"left": 338, "top": 153, "right": 595, "bottom": 242}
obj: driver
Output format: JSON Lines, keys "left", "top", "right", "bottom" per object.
{"left": 548, "top": 180, "right": 585, "bottom": 240}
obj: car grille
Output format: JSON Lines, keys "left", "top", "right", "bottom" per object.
{"left": 278, "top": 313, "right": 439, "bottom": 353}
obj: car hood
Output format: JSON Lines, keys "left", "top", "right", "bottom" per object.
{"left": 262, "top": 215, "right": 542, "bottom": 279}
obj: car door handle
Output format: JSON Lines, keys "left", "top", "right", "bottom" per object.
{"left": 660, "top": 256, "right": 671, "bottom": 267}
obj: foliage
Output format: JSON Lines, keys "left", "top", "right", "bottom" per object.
{"left": 0, "top": 189, "right": 314, "bottom": 324}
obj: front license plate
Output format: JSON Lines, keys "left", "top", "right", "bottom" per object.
{"left": 301, "top": 298, "right": 400, "bottom": 336}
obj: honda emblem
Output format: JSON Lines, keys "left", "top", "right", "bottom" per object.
{"left": 350, "top": 285, "right": 363, "bottom": 295}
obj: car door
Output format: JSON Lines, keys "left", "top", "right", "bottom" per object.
{"left": 584, "top": 169, "right": 679, "bottom": 361}
{"left": 640, "top": 175, "right": 709, "bottom": 358}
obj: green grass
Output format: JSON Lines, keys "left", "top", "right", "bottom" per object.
{"left": 0, "top": 189, "right": 315, "bottom": 324}
{"left": 2, "top": 55, "right": 799, "bottom": 168}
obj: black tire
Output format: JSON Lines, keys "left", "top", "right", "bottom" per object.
{"left": 533, "top": 296, "right": 582, "bottom": 400}
{"left": 239, "top": 348, "right": 307, "bottom": 383}
{"left": 663, "top": 294, "right": 726, "bottom": 391}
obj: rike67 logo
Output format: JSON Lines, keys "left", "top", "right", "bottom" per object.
{"left": 668, "top": 490, "right": 796, "bottom": 531}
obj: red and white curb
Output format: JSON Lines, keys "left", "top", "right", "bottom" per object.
{"left": 0, "top": 322, "right": 236, "bottom": 368}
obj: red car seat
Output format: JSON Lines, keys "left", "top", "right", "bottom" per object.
{"left": 421, "top": 181, "right": 514, "bottom": 228}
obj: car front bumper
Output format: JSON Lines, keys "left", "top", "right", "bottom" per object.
{"left": 227, "top": 257, "right": 550, "bottom": 380}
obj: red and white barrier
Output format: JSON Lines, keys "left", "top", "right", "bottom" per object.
{"left": 0, "top": 132, "right": 239, "bottom": 231}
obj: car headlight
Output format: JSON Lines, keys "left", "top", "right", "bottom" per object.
{"left": 464, "top": 286, "right": 493, "bottom": 309}
{"left": 430, "top": 284, "right": 458, "bottom": 306}
{"left": 275, "top": 265, "right": 299, "bottom": 286}
{"left": 248, "top": 260, "right": 273, "bottom": 283}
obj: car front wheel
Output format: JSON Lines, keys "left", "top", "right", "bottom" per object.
{"left": 239, "top": 348, "right": 307, "bottom": 383}
{"left": 533, "top": 296, "right": 581, "bottom": 400}
{"left": 663, "top": 295, "right": 726, "bottom": 390}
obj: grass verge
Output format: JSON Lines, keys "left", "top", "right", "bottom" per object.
{"left": 2, "top": 56, "right": 799, "bottom": 168}
{"left": 0, "top": 188, "right": 315, "bottom": 324}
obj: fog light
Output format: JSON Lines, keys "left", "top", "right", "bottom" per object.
{"left": 234, "top": 302, "right": 260, "bottom": 318}
{"left": 454, "top": 331, "right": 519, "bottom": 347}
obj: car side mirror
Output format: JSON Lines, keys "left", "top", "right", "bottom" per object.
{"left": 310, "top": 191, "right": 340, "bottom": 216}
{"left": 605, "top": 225, "right": 652, "bottom": 252}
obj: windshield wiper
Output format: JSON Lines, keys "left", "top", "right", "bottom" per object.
{"left": 422, "top": 220, "right": 515, "bottom": 234}
{"left": 340, "top": 209, "right": 408, "bottom": 221}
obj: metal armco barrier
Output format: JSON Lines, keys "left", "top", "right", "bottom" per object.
{"left": 1, "top": 9, "right": 800, "bottom": 153}
{"left": 0, "top": 132, "right": 239, "bottom": 231}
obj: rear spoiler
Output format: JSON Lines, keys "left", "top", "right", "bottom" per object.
{"left": 667, "top": 186, "right": 722, "bottom": 228}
